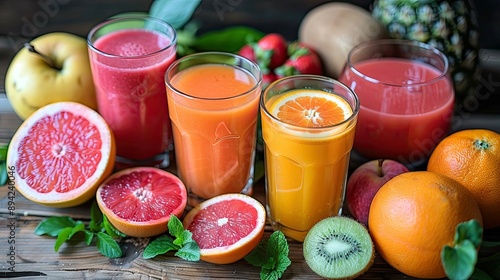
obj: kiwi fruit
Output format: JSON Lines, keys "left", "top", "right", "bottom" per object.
{"left": 303, "top": 216, "right": 374, "bottom": 279}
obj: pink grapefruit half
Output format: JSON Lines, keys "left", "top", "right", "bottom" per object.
{"left": 182, "top": 193, "right": 266, "bottom": 264}
{"left": 7, "top": 101, "right": 115, "bottom": 207}
{"left": 96, "top": 167, "right": 187, "bottom": 237}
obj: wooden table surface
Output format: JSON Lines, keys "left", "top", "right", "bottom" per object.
{"left": 1, "top": 1, "right": 500, "bottom": 279}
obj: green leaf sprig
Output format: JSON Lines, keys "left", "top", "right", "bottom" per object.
{"left": 245, "top": 231, "right": 291, "bottom": 280}
{"left": 0, "top": 143, "right": 8, "bottom": 185}
{"left": 442, "top": 219, "right": 483, "bottom": 279}
{"left": 472, "top": 240, "right": 500, "bottom": 280}
{"left": 142, "top": 215, "right": 200, "bottom": 261}
{"left": 147, "top": 0, "right": 264, "bottom": 57}
{"left": 34, "top": 201, "right": 125, "bottom": 258}
{"left": 442, "top": 219, "right": 500, "bottom": 280}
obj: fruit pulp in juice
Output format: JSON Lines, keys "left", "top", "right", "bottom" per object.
{"left": 261, "top": 89, "right": 356, "bottom": 242}
{"left": 339, "top": 58, "right": 454, "bottom": 162}
{"left": 167, "top": 64, "right": 260, "bottom": 200}
{"left": 91, "top": 29, "right": 176, "bottom": 160}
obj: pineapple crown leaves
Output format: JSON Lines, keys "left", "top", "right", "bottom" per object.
{"left": 392, "top": 0, "right": 435, "bottom": 7}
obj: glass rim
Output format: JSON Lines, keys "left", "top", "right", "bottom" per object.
{"left": 260, "top": 75, "right": 360, "bottom": 131}
{"left": 87, "top": 15, "right": 177, "bottom": 59}
{"left": 346, "top": 39, "right": 450, "bottom": 87}
{"left": 165, "top": 51, "right": 263, "bottom": 101}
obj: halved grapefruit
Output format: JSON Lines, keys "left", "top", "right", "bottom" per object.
{"left": 96, "top": 167, "right": 187, "bottom": 238}
{"left": 182, "top": 193, "right": 266, "bottom": 264}
{"left": 7, "top": 101, "right": 115, "bottom": 207}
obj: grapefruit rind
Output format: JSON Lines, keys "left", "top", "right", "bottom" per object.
{"left": 182, "top": 193, "right": 266, "bottom": 264}
{"left": 6, "top": 101, "right": 115, "bottom": 208}
{"left": 96, "top": 167, "right": 187, "bottom": 238}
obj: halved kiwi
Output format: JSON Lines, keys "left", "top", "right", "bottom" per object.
{"left": 303, "top": 216, "right": 374, "bottom": 279}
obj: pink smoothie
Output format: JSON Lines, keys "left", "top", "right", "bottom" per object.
{"left": 90, "top": 29, "right": 176, "bottom": 160}
{"left": 339, "top": 58, "right": 454, "bottom": 162}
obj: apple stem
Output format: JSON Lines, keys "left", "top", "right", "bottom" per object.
{"left": 377, "top": 159, "right": 384, "bottom": 177}
{"left": 24, "top": 43, "right": 62, "bottom": 70}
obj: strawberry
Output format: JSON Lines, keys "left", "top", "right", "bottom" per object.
{"left": 253, "top": 33, "right": 287, "bottom": 73}
{"left": 238, "top": 44, "right": 256, "bottom": 62}
{"left": 262, "top": 72, "right": 277, "bottom": 88}
{"left": 274, "top": 43, "right": 323, "bottom": 78}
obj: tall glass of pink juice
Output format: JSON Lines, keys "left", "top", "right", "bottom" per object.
{"left": 339, "top": 39, "right": 454, "bottom": 166}
{"left": 165, "top": 52, "right": 262, "bottom": 206}
{"left": 87, "top": 16, "right": 176, "bottom": 168}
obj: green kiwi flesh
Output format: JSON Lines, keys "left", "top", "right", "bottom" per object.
{"left": 303, "top": 216, "right": 374, "bottom": 279}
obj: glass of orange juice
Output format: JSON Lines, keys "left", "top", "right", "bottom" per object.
{"left": 165, "top": 52, "right": 262, "bottom": 206}
{"left": 260, "top": 75, "right": 359, "bottom": 242}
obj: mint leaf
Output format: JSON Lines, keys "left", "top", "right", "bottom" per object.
{"left": 96, "top": 232, "right": 122, "bottom": 258}
{"left": 168, "top": 215, "right": 185, "bottom": 239}
{"left": 90, "top": 201, "right": 103, "bottom": 223}
{"left": 0, "top": 161, "right": 6, "bottom": 186}
{"left": 143, "top": 215, "right": 200, "bottom": 260}
{"left": 35, "top": 217, "right": 77, "bottom": 237}
{"left": 102, "top": 215, "right": 126, "bottom": 238}
{"left": 35, "top": 206, "right": 125, "bottom": 258}
{"left": 54, "top": 227, "right": 73, "bottom": 252}
{"left": 84, "top": 230, "right": 95, "bottom": 246}
{"left": 245, "top": 231, "right": 291, "bottom": 280}
{"left": 442, "top": 219, "right": 482, "bottom": 280}
{"left": 455, "top": 219, "right": 482, "bottom": 247}
{"left": 68, "top": 221, "right": 86, "bottom": 239}
{"left": 143, "top": 235, "right": 178, "bottom": 259}
{"left": 442, "top": 240, "right": 477, "bottom": 280}
{"left": 175, "top": 241, "right": 200, "bottom": 261}
{"left": 0, "top": 144, "right": 7, "bottom": 186}
{"left": 261, "top": 269, "right": 282, "bottom": 280}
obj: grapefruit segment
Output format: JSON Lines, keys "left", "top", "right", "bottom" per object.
{"left": 96, "top": 167, "right": 187, "bottom": 237}
{"left": 182, "top": 193, "right": 266, "bottom": 264}
{"left": 7, "top": 101, "right": 115, "bottom": 207}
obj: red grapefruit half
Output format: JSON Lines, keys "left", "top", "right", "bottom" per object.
{"left": 182, "top": 193, "right": 266, "bottom": 264}
{"left": 7, "top": 101, "right": 115, "bottom": 207}
{"left": 96, "top": 167, "right": 187, "bottom": 237}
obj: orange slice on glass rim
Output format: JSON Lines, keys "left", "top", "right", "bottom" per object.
{"left": 269, "top": 89, "right": 353, "bottom": 128}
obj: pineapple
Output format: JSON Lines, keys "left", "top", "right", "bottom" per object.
{"left": 371, "top": 0, "right": 480, "bottom": 104}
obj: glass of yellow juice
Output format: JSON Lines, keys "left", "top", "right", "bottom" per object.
{"left": 260, "top": 75, "right": 359, "bottom": 242}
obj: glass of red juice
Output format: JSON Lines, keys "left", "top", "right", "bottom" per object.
{"left": 339, "top": 39, "right": 454, "bottom": 167}
{"left": 87, "top": 16, "right": 176, "bottom": 169}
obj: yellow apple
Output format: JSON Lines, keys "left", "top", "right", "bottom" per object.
{"left": 5, "top": 32, "right": 97, "bottom": 120}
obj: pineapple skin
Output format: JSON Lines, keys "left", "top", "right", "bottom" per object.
{"left": 371, "top": 0, "right": 480, "bottom": 103}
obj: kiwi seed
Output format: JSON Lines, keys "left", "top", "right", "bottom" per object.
{"left": 303, "top": 216, "right": 374, "bottom": 279}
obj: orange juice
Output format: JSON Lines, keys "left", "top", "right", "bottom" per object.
{"left": 166, "top": 56, "right": 261, "bottom": 205}
{"left": 260, "top": 77, "right": 358, "bottom": 242}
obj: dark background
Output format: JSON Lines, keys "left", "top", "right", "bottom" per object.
{"left": 1, "top": 0, "right": 499, "bottom": 48}
{"left": 0, "top": 0, "right": 499, "bottom": 114}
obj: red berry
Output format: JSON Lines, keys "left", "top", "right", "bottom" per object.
{"left": 238, "top": 44, "right": 256, "bottom": 62}
{"left": 274, "top": 50, "right": 323, "bottom": 78}
{"left": 254, "top": 33, "right": 288, "bottom": 73}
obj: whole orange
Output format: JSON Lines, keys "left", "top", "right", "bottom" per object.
{"left": 368, "top": 171, "right": 482, "bottom": 279}
{"left": 427, "top": 129, "right": 500, "bottom": 229}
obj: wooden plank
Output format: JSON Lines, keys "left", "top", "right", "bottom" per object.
{"left": 1, "top": 186, "right": 499, "bottom": 279}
